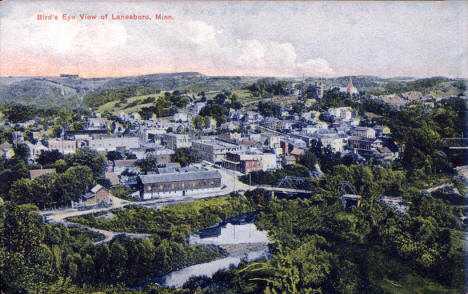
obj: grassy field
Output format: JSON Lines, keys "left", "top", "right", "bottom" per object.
{"left": 97, "top": 93, "right": 164, "bottom": 114}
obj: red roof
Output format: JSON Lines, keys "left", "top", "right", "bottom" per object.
{"left": 290, "top": 148, "right": 304, "bottom": 156}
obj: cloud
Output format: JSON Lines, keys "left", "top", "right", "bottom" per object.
{"left": 296, "top": 58, "right": 334, "bottom": 76}
{"left": 0, "top": 1, "right": 464, "bottom": 78}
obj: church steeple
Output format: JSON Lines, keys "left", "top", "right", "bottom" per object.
{"left": 347, "top": 76, "right": 354, "bottom": 94}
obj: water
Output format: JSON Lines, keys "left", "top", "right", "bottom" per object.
{"left": 157, "top": 249, "right": 268, "bottom": 288}
{"left": 189, "top": 213, "right": 269, "bottom": 245}
{"left": 146, "top": 212, "right": 270, "bottom": 288}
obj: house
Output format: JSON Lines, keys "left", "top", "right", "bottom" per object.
{"left": 29, "top": 168, "right": 56, "bottom": 179}
{"left": 138, "top": 170, "right": 222, "bottom": 199}
{"left": 376, "top": 146, "right": 398, "bottom": 161}
{"left": 329, "top": 107, "right": 352, "bottom": 121}
{"left": 172, "top": 113, "right": 189, "bottom": 122}
{"left": 105, "top": 172, "right": 120, "bottom": 185}
{"left": 283, "top": 155, "right": 296, "bottom": 165}
{"left": 79, "top": 185, "right": 110, "bottom": 206}
{"left": 290, "top": 148, "right": 305, "bottom": 158}
{"left": 374, "top": 126, "right": 391, "bottom": 138}
{"left": 86, "top": 117, "right": 108, "bottom": 130}
{"left": 0, "top": 143, "right": 14, "bottom": 159}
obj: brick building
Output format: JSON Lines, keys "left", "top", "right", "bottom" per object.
{"left": 79, "top": 185, "right": 110, "bottom": 206}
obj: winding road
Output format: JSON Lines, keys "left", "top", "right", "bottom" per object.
{"left": 38, "top": 164, "right": 312, "bottom": 244}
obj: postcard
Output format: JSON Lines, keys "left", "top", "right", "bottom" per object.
{"left": 0, "top": 1, "right": 467, "bottom": 293}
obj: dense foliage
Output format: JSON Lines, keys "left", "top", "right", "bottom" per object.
{"left": 1, "top": 148, "right": 105, "bottom": 209}
{"left": 257, "top": 101, "right": 281, "bottom": 118}
{"left": 244, "top": 79, "right": 288, "bottom": 97}
{"left": 190, "top": 164, "right": 465, "bottom": 293}
{"left": 69, "top": 196, "right": 254, "bottom": 235}
{"left": 1, "top": 104, "right": 58, "bottom": 123}
{"left": 171, "top": 148, "right": 199, "bottom": 167}
{"left": 0, "top": 201, "right": 221, "bottom": 292}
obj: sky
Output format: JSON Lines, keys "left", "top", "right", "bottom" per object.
{"left": 0, "top": 1, "right": 467, "bottom": 78}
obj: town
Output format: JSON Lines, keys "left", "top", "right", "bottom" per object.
{"left": 0, "top": 72, "right": 466, "bottom": 294}
{"left": 1, "top": 77, "right": 404, "bottom": 206}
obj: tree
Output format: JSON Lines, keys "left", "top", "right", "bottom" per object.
{"left": 257, "top": 102, "right": 281, "bottom": 118}
{"left": 171, "top": 148, "right": 199, "bottom": 167}
{"left": 65, "top": 148, "right": 106, "bottom": 179}
{"left": 136, "top": 156, "right": 157, "bottom": 174}
{"left": 0, "top": 202, "right": 44, "bottom": 253}
{"left": 37, "top": 150, "right": 64, "bottom": 166}
{"left": 106, "top": 151, "right": 123, "bottom": 162}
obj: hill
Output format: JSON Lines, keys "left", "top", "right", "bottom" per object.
{"left": 0, "top": 72, "right": 260, "bottom": 109}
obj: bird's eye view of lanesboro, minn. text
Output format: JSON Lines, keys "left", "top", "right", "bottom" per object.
{"left": 0, "top": 1, "right": 467, "bottom": 294}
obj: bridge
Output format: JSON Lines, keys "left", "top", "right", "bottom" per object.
{"left": 443, "top": 138, "right": 468, "bottom": 150}
{"left": 256, "top": 185, "right": 314, "bottom": 194}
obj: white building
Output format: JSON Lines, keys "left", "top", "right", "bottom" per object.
{"left": 328, "top": 107, "right": 353, "bottom": 121}
{"left": 88, "top": 137, "right": 140, "bottom": 152}
{"left": 353, "top": 127, "right": 376, "bottom": 139}
{"left": 192, "top": 139, "right": 240, "bottom": 163}
{"left": 161, "top": 134, "right": 191, "bottom": 150}
{"left": 48, "top": 139, "right": 77, "bottom": 154}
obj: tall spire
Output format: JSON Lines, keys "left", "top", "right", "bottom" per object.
{"left": 347, "top": 76, "right": 354, "bottom": 93}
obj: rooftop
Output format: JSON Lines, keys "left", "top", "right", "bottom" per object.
{"left": 140, "top": 170, "right": 221, "bottom": 184}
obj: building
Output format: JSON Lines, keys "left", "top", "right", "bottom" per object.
{"left": 283, "top": 155, "right": 296, "bottom": 165}
{"left": 88, "top": 136, "right": 140, "bottom": 152}
{"left": 340, "top": 76, "right": 359, "bottom": 96}
{"left": 29, "top": 168, "right": 56, "bottom": 179}
{"left": 26, "top": 141, "right": 48, "bottom": 160}
{"left": 112, "top": 159, "right": 138, "bottom": 174}
{"left": 79, "top": 185, "right": 110, "bottom": 206}
{"left": 152, "top": 148, "right": 175, "bottom": 164}
{"left": 105, "top": 171, "right": 120, "bottom": 185}
{"left": 48, "top": 139, "right": 76, "bottom": 154}
{"left": 223, "top": 152, "right": 262, "bottom": 173}
{"left": 86, "top": 117, "right": 108, "bottom": 130}
{"left": 348, "top": 136, "right": 374, "bottom": 151}
{"left": 172, "top": 112, "right": 189, "bottom": 122}
{"left": 192, "top": 139, "right": 240, "bottom": 163}
{"left": 138, "top": 170, "right": 222, "bottom": 199}
{"left": 353, "top": 127, "right": 376, "bottom": 139}
{"left": 329, "top": 107, "right": 352, "bottom": 121}
{"left": 0, "top": 143, "right": 14, "bottom": 159}
{"left": 161, "top": 134, "right": 191, "bottom": 150}
{"left": 142, "top": 128, "right": 166, "bottom": 143}
{"left": 374, "top": 126, "right": 391, "bottom": 138}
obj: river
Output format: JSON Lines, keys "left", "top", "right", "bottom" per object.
{"left": 145, "top": 212, "right": 270, "bottom": 288}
